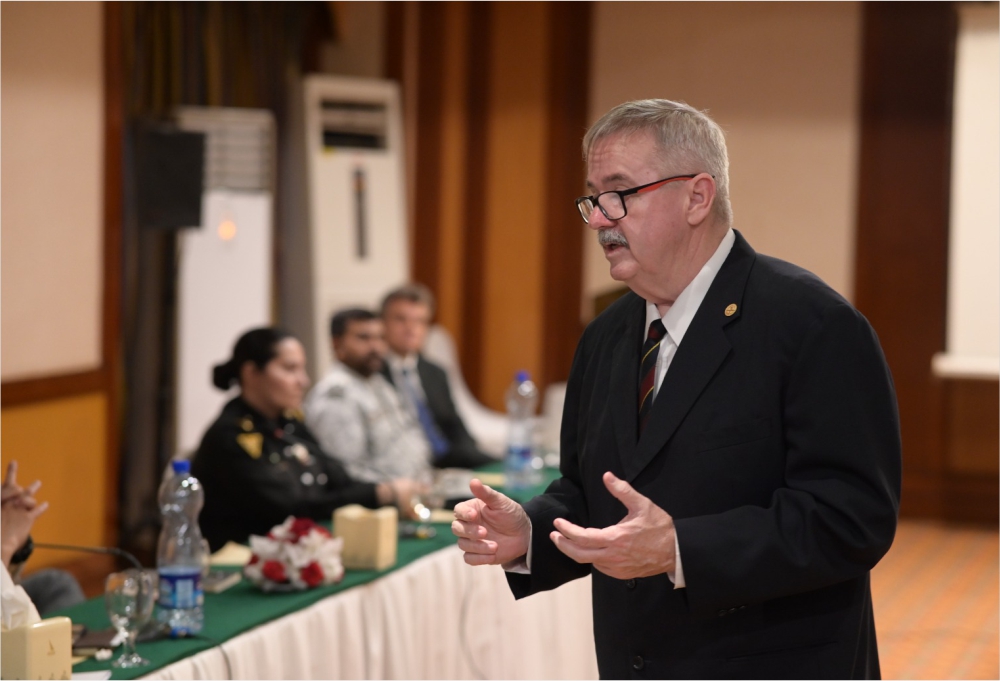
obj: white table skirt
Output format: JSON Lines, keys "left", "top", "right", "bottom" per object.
{"left": 143, "top": 546, "right": 598, "bottom": 680}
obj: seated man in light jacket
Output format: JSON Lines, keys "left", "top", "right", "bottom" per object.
{"left": 304, "top": 308, "right": 431, "bottom": 483}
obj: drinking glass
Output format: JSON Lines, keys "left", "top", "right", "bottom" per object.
{"left": 411, "top": 469, "right": 444, "bottom": 523}
{"left": 104, "top": 569, "right": 157, "bottom": 668}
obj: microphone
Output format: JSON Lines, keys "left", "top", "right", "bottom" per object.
{"left": 33, "top": 542, "right": 144, "bottom": 570}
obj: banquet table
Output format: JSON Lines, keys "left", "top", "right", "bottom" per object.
{"left": 59, "top": 469, "right": 598, "bottom": 680}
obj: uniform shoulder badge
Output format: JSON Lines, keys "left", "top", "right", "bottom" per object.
{"left": 283, "top": 408, "right": 305, "bottom": 422}
{"left": 237, "top": 433, "right": 263, "bottom": 459}
{"left": 325, "top": 385, "right": 346, "bottom": 399}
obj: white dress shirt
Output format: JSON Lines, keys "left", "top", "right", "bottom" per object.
{"left": 385, "top": 351, "right": 427, "bottom": 417}
{"left": 506, "top": 228, "right": 735, "bottom": 588}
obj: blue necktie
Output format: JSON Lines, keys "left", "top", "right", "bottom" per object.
{"left": 402, "top": 367, "right": 449, "bottom": 457}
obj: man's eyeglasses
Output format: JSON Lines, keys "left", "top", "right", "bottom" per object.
{"left": 575, "top": 174, "right": 702, "bottom": 224}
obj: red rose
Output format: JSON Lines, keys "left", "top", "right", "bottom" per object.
{"left": 300, "top": 561, "right": 325, "bottom": 587}
{"left": 262, "top": 560, "right": 288, "bottom": 583}
{"left": 289, "top": 518, "right": 318, "bottom": 542}
{"left": 248, "top": 554, "right": 260, "bottom": 565}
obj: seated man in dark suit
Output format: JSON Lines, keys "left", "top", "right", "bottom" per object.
{"left": 380, "top": 284, "right": 495, "bottom": 470}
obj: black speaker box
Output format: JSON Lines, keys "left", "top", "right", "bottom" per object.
{"left": 136, "top": 126, "right": 206, "bottom": 230}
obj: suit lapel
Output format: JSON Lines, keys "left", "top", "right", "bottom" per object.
{"left": 415, "top": 356, "right": 442, "bottom": 413}
{"left": 416, "top": 356, "right": 436, "bottom": 393}
{"left": 379, "top": 364, "right": 394, "bottom": 387}
{"left": 609, "top": 295, "right": 645, "bottom": 473}
{"left": 624, "top": 231, "right": 757, "bottom": 482}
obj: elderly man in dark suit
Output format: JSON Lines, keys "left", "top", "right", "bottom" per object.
{"left": 452, "top": 99, "right": 901, "bottom": 679}
{"left": 379, "top": 284, "right": 495, "bottom": 470}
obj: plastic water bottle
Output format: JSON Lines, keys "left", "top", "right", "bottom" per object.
{"left": 505, "top": 370, "right": 541, "bottom": 491}
{"left": 155, "top": 460, "right": 205, "bottom": 636}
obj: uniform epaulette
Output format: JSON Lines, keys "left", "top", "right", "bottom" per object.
{"left": 236, "top": 432, "right": 263, "bottom": 459}
{"left": 284, "top": 408, "right": 306, "bottom": 422}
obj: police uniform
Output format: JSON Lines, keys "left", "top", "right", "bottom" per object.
{"left": 303, "top": 363, "right": 431, "bottom": 483}
{"left": 191, "top": 396, "right": 380, "bottom": 552}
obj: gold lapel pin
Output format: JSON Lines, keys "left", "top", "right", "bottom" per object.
{"left": 725, "top": 303, "right": 738, "bottom": 317}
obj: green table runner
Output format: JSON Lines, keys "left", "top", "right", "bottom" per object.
{"left": 60, "top": 464, "right": 557, "bottom": 679}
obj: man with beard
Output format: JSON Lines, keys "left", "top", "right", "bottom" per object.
{"left": 452, "top": 99, "right": 901, "bottom": 679}
{"left": 304, "top": 308, "right": 430, "bottom": 483}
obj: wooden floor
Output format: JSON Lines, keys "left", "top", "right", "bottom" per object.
{"left": 873, "top": 519, "right": 999, "bottom": 680}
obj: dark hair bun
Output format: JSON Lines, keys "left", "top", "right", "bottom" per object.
{"left": 212, "top": 360, "right": 237, "bottom": 391}
{"left": 213, "top": 327, "right": 294, "bottom": 391}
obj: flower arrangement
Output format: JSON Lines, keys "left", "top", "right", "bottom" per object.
{"left": 244, "top": 517, "right": 345, "bottom": 592}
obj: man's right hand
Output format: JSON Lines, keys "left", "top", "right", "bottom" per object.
{"left": 451, "top": 479, "right": 530, "bottom": 566}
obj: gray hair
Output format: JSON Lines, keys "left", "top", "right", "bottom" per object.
{"left": 380, "top": 283, "right": 436, "bottom": 317}
{"left": 583, "top": 99, "right": 732, "bottom": 226}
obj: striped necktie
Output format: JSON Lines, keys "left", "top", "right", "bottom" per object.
{"left": 638, "top": 319, "right": 666, "bottom": 435}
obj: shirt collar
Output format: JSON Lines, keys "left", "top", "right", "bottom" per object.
{"left": 645, "top": 228, "right": 735, "bottom": 345}
{"left": 385, "top": 351, "right": 418, "bottom": 374}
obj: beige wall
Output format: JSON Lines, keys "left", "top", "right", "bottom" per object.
{"left": 1, "top": 1, "right": 105, "bottom": 380}
{"left": 942, "top": 4, "right": 1000, "bottom": 372}
{"left": 585, "top": 2, "right": 861, "bottom": 315}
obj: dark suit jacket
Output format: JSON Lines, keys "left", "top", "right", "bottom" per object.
{"left": 507, "top": 231, "right": 901, "bottom": 679}
{"left": 382, "top": 356, "right": 494, "bottom": 469}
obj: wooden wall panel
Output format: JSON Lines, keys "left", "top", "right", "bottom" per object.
{"left": 0, "top": 394, "right": 109, "bottom": 569}
{"left": 391, "top": 2, "right": 590, "bottom": 410}
{"left": 855, "top": 3, "right": 996, "bottom": 524}
{"left": 479, "top": 2, "right": 550, "bottom": 408}
{"left": 458, "top": 1, "right": 492, "bottom": 398}
{"left": 435, "top": 3, "right": 472, "bottom": 350}
{"left": 411, "top": 2, "right": 446, "bottom": 295}
{"left": 943, "top": 379, "right": 999, "bottom": 476}
{"left": 541, "top": 2, "right": 590, "bottom": 389}
{"left": 102, "top": 0, "right": 124, "bottom": 549}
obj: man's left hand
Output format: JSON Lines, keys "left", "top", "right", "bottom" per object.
{"left": 549, "top": 471, "right": 675, "bottom": 580}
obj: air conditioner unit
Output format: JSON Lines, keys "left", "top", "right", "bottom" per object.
{"left": 173, "top": 106, "right": 275, "bottom": 458}
{"left": 281, "top": 75, "right": 409, "bottom": 379}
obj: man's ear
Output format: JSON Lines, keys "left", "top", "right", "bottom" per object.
{"left": 685, "top": 173, "right": 717, "bottom": 226}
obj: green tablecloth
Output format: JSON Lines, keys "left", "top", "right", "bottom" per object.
{"left": 59, "top": 465, "right": 557, "bottom": 679}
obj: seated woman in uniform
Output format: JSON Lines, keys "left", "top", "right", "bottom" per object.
{"left": 192, "top": 327, "right": 420, "bottom": 551}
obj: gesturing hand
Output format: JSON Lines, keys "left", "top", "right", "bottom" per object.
{"left": 550, "top": 471, "right": 676, "bottom": 580}
{"left": 2, "top": 461, "right": 41, "bottom": 508}
{"left": 451, "top": 479, "right": 531, "bottom": 566}
{"left": 1, "top": 492, "right": 48, "bottom": 567}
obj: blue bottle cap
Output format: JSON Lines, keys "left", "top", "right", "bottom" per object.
{"left": 172, "top": 459, "right": 191, "bottom": 474}
{"left": 515, "top": 370, "right": 530, "bottom": 382}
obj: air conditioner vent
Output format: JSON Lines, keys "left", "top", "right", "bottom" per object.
{"left": 175, "top": 107, "right": 275, "bottom": 192}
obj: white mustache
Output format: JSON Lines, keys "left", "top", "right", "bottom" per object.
{"left": 598, "top": 230, "right": 629, "bottom": 248}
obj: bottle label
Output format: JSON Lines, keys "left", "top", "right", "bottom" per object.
{"left": 506, "top": 445, "right": 532, "bottom": 466}
{"left": 158, "top": 567, "right": 204, "bottom": 609}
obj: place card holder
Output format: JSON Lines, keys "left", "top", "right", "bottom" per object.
{"left": 333, "top": 505, "right": 398, "bottom": 571}
{"left": 1, "top": 616, "right": 72, "bottom": 680}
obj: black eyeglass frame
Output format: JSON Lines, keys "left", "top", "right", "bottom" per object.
{"left": 575, "top": 174, "right": 708, "bottom": 223}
